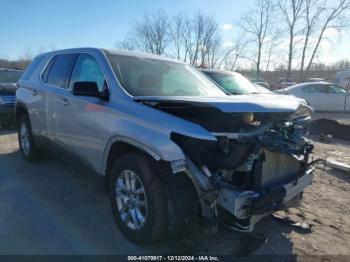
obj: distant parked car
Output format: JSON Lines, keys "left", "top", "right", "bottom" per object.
{"left": 0, "top": 68, "right": 23, "bottom": 126}
{"left": 254, "top": 81, "right": 271, "bottom": 89}
{"left": 278, "top": 78, "right": 296, "bottom": 87}
{"left": 251, "top": 79, "right": 271, "bottom": 90}
{"left": 306, "top": 78, "right": 325, "bottom": 82}
{"left": 275, "top": 82, "right": 349, "bottom": 111}
{"left": 201, "top": 69, "right": 263, "bottom": 95}
{"left": 201, "top": 69, "right": 308, "bottom": 105}
{"left": 336, "top": 70, "right": 350, "bottom": 89}
{"left": 271, "top": 78, "right": 296, "bottom": 90}
{"left": 253, "top": 83, "right": 273, "bottom": 94}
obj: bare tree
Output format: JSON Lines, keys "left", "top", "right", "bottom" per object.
{"left": 277, "top": 0, "right": 305, "bottom": 78}
{"left": 116, "top": 40, "right": 135, "bottom": 51}
{"left": 199, "top": 17, "right": 221, "bottom": 67}
{"left": 128, "top": 10, "right": 171, "bottom": 55}
{"left": 188, "top": 13, "right": 221, "bottom": 67}
{"left": 240, "top": 0, "right": 274, "bottom": 77}
{"left": 264, "top": 43, "right": 276, "bottom": 72}
{"left": 331, "top": 59, "right": 350, "bottom": 70}
{"left": 171, "top": 12, "right": 221, "bottom": 67}
{"left": 303, "top": 0, "right": 350, "bottom": 79}
{"left": 170, "top": 14, "right": 186, "bottom": 60}
{"left": 181, "top": 16, "right": 194, "bottom": 63}
{"left": 206, "top": 36, "right": 222, "bottom": 68}
{"left": 217, "top": 35, "right": 250, "bottom": 71}
{"left": 299, "top": 0, "right": 325, "bottom": 81}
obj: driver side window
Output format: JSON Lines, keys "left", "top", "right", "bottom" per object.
{"left": 69, "top": 54, "right": 106, "bottom": 92}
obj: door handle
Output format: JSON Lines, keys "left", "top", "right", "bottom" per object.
{"left": 31, "top": 90, "right": 38, "bottom": 96}
{"left": 58, "top": 97, "right": 69, "bottom": 106}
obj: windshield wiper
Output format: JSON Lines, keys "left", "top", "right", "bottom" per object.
{"left": 228, "top": 91, "right": 243, "bottom": 95}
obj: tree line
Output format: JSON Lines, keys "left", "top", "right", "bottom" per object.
{"left": 0, "top": 58, "right": 31, "bottom": 70}
{"left": 1, "top": 0, "right": 349, "bottom": 81}
{"left": 117, "top": 0, "right": 350, "bottom": 81}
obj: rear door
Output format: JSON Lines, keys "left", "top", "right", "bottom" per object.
{"left": 42, "top": 53, "right": 77, "bottom": 145}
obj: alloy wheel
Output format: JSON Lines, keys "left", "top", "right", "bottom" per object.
{"left": 115, "top": 170, "right": 148, "bottom": 230}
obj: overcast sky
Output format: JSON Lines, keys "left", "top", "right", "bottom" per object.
{"left": 1, "top": 0, "right": 349, "bottom": 64}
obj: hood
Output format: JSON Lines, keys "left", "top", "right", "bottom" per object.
{"left": 0, "top": 83, "right": 17, "bottom": 96}
{"left": 135, "top": 94, "right": 301, "bottom": 113}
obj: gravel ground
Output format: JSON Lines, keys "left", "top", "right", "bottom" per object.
{"left": 0, "top": 128, "right": 349, "bottom": 257}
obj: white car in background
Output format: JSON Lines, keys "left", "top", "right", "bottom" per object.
{"left": 336, "top": 71, "right": 350, "bottom": 89}
{"left": 275, "top": 82, "right": 350, "bottom": 112}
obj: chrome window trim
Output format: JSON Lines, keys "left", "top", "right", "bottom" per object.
{"left": 101, "top": 51, "right": 134, "bottom": 99}
{"left": 39, "top": 51, "right": 111, "bottom": 94}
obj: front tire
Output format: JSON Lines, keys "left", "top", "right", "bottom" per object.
{"left": 18, "top": 115, "right": 41, "bottom": 161}
{"left": 108, "top": 152, "right": 168, "bottom": 244}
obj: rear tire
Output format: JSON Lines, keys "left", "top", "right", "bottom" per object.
{"left": 18, "top": 115, "right": 41, "bottom": 161}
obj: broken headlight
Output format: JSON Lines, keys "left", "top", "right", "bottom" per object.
{"left": 290, "top": 104, "right": 314, "bottom": 120}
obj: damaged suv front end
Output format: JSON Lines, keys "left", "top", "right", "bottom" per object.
{"left": 139, "top": 96, "right": 314, "bottom": 232}
{"left": 105, "top": 50, "right": 314, "bottom": 236}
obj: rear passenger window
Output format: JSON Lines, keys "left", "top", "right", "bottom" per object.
{"left": 69, "top": 54, "right": 106, "bottom": 92}
{"left": 46, "top": 54, "right": 76, "bottom": 88}
{"left": 22, "top": 56, "right": 45, "bottom": 80}
{"left": 302, "top": 85, "right": 326, "bottom": 93}
{"left": 41, "top": 57, "right": 55, "bottom": 82}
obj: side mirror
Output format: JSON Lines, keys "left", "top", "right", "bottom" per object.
{"left": 72, "top": 81, "right": 100, "bottom": 98}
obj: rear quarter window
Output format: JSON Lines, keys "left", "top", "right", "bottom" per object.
{"left": 21, "top": 56, "right": 45, "bottom": 80}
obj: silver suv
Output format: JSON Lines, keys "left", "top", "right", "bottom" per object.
{"left": 16, "top": 48, "right": 314, "bottom": 243}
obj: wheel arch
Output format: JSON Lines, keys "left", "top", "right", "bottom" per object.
{"left": 103, "top": 138, "right": 202, "bottom": 222}
{"left": 15, "top": 103, "right": 29, "bottom": 125}
{"left": 103, "top": 138, "right": 197, "bottom": 187}
{"left": 103, "top": 137, "right": 162, "bottom": 177}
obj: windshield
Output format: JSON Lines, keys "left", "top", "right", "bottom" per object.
{"left": 204, "top": 72, "right": 260, "bottom": 95}
{"left": 0, "top": 70, "right": 23, "bottom": 83}
{"left": 107, "top": 54, "right": 226, "bottom": 97}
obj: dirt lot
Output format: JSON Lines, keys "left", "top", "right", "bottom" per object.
{"left": 313, "top": 112, "right": 350, "bottom": 125}
{"left": 0, "top": 127, "right": 350, "bottom": 256}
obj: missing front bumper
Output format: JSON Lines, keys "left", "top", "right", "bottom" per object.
{"left": 217, "top": 168, "right": 314, "bottom": 220}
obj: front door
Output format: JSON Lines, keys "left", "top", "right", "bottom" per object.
{"left": 55, "top": 53, "right": 109, "bottom": 171}
{"left": 324, "top": 84, "right": 347, "bottom": 111}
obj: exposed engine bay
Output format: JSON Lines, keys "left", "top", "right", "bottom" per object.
{"left": 140, "top": 98, "right": 315, "bottom": 232}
